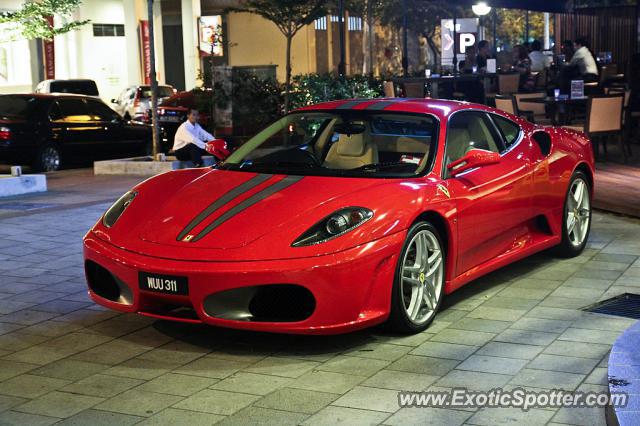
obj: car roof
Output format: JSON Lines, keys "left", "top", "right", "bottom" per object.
{"left": 295, "top": 98, "right": 490, "bottom": 120}
{"left": 3, "top": 93, "right": 102, "bottom": 101}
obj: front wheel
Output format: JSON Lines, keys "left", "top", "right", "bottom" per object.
{"left": 34, "top": 143, "right": 62, "bottom": 172}
{"left": 554, "top": 170, "right": 592, "bottom": 257}
{"left": 386, "top": 222, "right": 446, "bottom": 334}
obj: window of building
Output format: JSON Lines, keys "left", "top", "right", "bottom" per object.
{"left": 93, "top": 24, "right": 125, "bottom": 37}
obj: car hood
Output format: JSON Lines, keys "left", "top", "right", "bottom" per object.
{"left": 99, "top": 169, "right": 435, "bottom": 261}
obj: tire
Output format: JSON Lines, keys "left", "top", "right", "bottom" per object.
{"left": 33, "top": 143, "right": 62, "bottom": 172}
{"left": 386, "top": 221, "right": 446, "bottom": 334}
{"left": 554, "top": 170, "right": 592, "bottom": 257}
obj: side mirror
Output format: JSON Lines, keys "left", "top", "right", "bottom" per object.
{"left": 205, "top": 138, "right": 231, "bottom": 161}
{"left": 447, "top": 148, "right": 500, "bottom": 178}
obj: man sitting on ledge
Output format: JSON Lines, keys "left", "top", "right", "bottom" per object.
{"left": 172, "top": 108, "right": 214, "bottom": 167}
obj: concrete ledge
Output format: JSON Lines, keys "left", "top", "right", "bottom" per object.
{"left": 0, "top": 174, "right": 47, "bottom": 197}
{"left": 94, "top": 156, "right": 216, "bottom": 176}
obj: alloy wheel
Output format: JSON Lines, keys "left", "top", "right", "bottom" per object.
{"left": 400, "top": 229, "right": 444, "bottom": 325}
{"left": 566, "top": 177, "right": 590, "bottom": 247}
{"left": 41, "top": 146, "right": 60, "bottom": 172}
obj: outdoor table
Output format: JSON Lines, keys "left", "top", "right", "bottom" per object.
{"left": 520, "top": 96, "right": 589, "bottom": 125}
{"left": 392, "top": 73, "right": 498, "bottom": 103}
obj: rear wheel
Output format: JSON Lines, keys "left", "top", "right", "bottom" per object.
{"left": 34, "top": 143, "right": 62, "bottom": 172}
{"left": 386, "top": 222, "right": 446, "bottom": 333}
{"left": 554, "top": 170, "right": 592, "bottom": 257}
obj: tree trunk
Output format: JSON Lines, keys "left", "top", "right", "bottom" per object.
{"left": 284, "top": 33, "right": 292, "bottom": 113}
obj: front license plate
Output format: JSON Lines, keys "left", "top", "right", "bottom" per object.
{"left": 139, "top": 272, "right": 188, "bottom": 295}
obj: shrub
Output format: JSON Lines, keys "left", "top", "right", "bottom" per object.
{"left": 288, "top": 73, "right": 384, "bottom": 110}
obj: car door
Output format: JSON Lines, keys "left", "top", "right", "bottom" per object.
{"left": 49, "top": 98, "right": 102, "bottom": 159}
{"left": 444, "top": 111, "right": 534, "bottom": 277}
{"left": 85, "top": 98, "right": 142, "bottom": 157}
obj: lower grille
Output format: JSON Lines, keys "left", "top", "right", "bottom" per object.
{"left": 203, "top": 284, "right": 316, "bottom": 322}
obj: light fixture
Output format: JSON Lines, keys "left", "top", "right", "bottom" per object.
{"left": 472, "top": 2, "right": 492, "bottom": 16}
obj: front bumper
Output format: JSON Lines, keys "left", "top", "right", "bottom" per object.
{"left": 83, "top": 231, "right": 405, "bottom": 334}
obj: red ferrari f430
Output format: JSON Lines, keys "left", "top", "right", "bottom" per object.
{"left": 84, "top": 99, "right": 594, "bottom": 334}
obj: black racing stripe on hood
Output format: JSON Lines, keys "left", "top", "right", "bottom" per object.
{"left": 190, "top": 175, "right": 304, "bottom": 242}
{"left": 176, "top": 173, "right": 273, "bottom": 241}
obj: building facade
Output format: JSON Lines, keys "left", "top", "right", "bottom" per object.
{"left": 0, "top": 0, "right": 334, "bottom": 101}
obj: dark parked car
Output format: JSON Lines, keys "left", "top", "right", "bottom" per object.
{"left": 0, "top": 94, "right": 151, "bottom": 171}
{"left": 35, "top": 79, "right": 100, "bottom": 97}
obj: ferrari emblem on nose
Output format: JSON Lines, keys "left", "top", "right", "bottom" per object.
{"left": 183, "top": 235, "right": 194, "bottom": 242}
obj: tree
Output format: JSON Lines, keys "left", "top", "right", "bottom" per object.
{"left": 370, "top": 0, "right": 469, "bottom": 72}
{"left": 231, "top": 0, "right": 328, "bottom": 112}
{"left": 0, "top": 0, "right": 89, "bottom": 42}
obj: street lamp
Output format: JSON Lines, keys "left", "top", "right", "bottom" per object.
{"left": 472, "top": 2, "right": 492, "bottom": 16}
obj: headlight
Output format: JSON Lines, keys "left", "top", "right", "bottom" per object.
{"left": 292, "top": 207, "right": 373, "bottom": 247}
{"left": 102, "top": 191, "right": 137, "bottom": 228}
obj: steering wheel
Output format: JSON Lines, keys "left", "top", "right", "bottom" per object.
{"left": 298, "top": 147, "right": 320, "bottom": 166}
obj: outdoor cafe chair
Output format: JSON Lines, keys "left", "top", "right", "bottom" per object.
{"left": 606, "top": 87, "right": 634, "bottom": 153}
{"left": 495, "top": 95, "right": 517, "bottom": 116}
{"left": 383, "top": 81, "right": 396, "bottom": 98}
{"left": 564, "top": 94, "right": 627, "bottom": 161}
{"left": 514, "top": 92, "right": 553, "bottom": 125}
{"left": 404, "top": 82, "right": 425, "bottom": 98}
{"left": 498, "top": 73, "right": 520, "bottom": 95}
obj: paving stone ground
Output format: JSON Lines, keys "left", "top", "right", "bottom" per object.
{"left": 0, "top": 170, "right": 639, "bottom": 425}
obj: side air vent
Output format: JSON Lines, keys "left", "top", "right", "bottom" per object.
{"left": 532, "top": 131, "right": 552, "bottom": 156}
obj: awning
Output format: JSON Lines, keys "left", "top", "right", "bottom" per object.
{"left": 450, "top": 0, "right": 572, "bottom": 13}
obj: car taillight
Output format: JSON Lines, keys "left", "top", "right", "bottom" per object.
{"left": 0, "top": 126, "right": 10, "bottom": 141}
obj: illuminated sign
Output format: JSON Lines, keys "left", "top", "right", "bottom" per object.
{"left": 199, "top": 15, "right": 224, "bottom": 57}
{"left": 441, "top": 18, "right": 479, "bottom": 66}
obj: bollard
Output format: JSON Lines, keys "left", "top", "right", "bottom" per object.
{"left": 10, "top": 166, "right": 22, "bottom": 177}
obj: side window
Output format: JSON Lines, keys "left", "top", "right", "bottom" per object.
{"left": 86, "top": 100, "right": 119, "bottom": 122}
{"left": 56, "top": 98, "right": 90, "bottom": 122}
{"left": 445, "top": 112, "right": 504, "bottom": 171}
{"left": 48, "top": 101, "right": 63, "bottom": 122}
{"left": 492, "top": 114, "right": 521, "bottom": 149}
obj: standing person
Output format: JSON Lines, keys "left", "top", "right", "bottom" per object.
{"left": 529, "top": 40, "right": 551, "bottom": 72}
{"left": 476, "top": 40, "right": 491, "bottom": 72}
{"left": 570, "top": 36, "right": 599, "bottom": 82}
{"left": 172, "top": 109, "right": 214, "bottom": 167}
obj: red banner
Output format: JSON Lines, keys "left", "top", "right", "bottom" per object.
{"left": 139, "top": 20, "right": 151, "bottom": 84}
{"left": 43, "top": 16, "right": 55, "bottom": 79}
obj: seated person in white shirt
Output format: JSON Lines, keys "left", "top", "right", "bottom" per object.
{"left": 569, "top": 37, "right": 599, "bottom": 82}
{"left": 172, "top": 109, "right": 214, "bottom": 167}
{"left": 529, "top": 40, "right": 551, "bottom": 72}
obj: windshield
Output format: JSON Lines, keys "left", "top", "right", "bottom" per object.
{"left": 219, "top": 111, "right": 438, "bottom": 178}
{"left": 140, "top": 86, "right": 174, "bottom": 99}
{"left": 0, "top": 96, "right": 38, "bottom": 119}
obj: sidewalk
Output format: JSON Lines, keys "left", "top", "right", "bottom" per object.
{"left": 0, "top": 169, "right": 638, "bottom": 425}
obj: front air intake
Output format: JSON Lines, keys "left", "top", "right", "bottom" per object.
{"left": 85, "top": 260, "right": 133, "bottom": 304}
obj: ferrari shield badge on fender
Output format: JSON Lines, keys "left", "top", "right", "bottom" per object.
{"left": 437, "top": 184, "right": 450, "bottom": 198}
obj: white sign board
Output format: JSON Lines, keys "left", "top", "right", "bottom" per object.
{"left": 441, "top": 18, "right": 479, "bottom": 67}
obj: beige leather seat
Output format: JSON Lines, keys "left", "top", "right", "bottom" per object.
{"left": 323, "top": 132, "right": 378, "bottom": 170}
{"left": 446, "top": 128, "right": 472, "bottom": 163}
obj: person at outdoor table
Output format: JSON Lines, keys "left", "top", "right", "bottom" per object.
{"left": 569, "top": 37, "right": 599, "bottom": 82}
{"left": 172, "top": 108, "right": 214, "bottom": 167}
{"left": 476, "top": 40, "right": 491, "bottom": 72}
{"left": 529, "top": 40, "right": 551, "bottom": 72}
{"left": 513, "top": 45, "right": 536, "bottom": 92}
{"left": 561, "top": 40, "right": 575, "bottom": 62}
